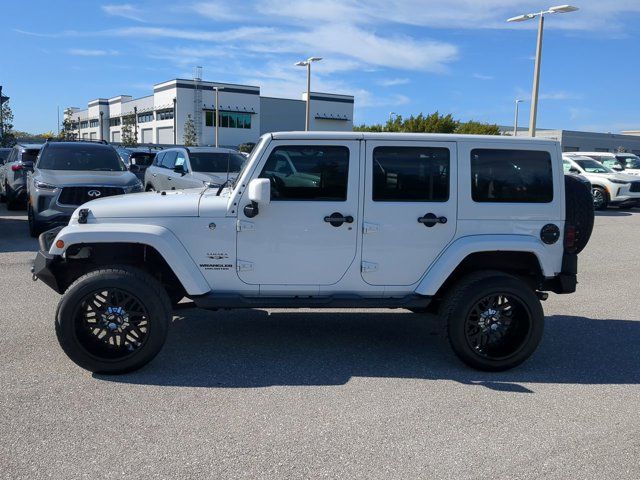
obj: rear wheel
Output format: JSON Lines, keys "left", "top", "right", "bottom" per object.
{"left": 441, "top": 272, "right": 544, "bottom": 371}
{"left": 55, "top": 266, "right": 171, "bottom": 374}
{"left": 592, "top": 186, "right": 608, "bottom": 210}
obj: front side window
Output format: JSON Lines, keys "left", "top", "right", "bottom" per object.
{"left": 471, "top": 149, "right": 553, "bottom": 203}
{"left": 372, "top": 146, "right": 449, "bottom": 202}
{"left": 259, "top": 145, "right": 349, "bottom": 201}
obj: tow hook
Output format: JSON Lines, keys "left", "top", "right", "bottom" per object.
{"left": 30, "top": 265, "right": 38, "bottom": 282}
{"left": 536, "top": 291, "right": 549, "bottom": 301}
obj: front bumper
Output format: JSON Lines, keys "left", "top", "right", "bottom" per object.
{"left": 31, "top": 227, "right": 65, "bottom": 293}
{"left": 540, "top": 253, "right": 577, "bottom": 294}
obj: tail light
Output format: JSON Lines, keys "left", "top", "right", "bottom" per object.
{"left": 564, "top": 225, "right": 577, "bottom": 252}
{"left": 11, "top": 164, "right": 23, "bottom": 171}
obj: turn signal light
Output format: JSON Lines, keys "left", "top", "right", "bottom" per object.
{"left": 564, "top": 225, "right": 577, "bottom": 251}
{"left": 55, "top": 240, "right": 65, "bottom": 249}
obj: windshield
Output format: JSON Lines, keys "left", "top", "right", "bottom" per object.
{"left": 617, "top": 155, "right": 640, "bottom": 169}
{"left": 38, "top": 145, "right": 126, "bottom": 171}
{"left": 189, "top": 152, "right": 245, "bottom": 173}
{"left": 575, "top": 159, "right": 613, "bottom": 174}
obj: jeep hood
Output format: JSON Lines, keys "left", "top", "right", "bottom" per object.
{"left": 76, "top": 188, "right": 205, "bottom": 218}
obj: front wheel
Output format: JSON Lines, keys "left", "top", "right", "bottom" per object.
{"left": 55, "top": 266, "right": 171, "bottom": 374}
{"left": 28, "top": 204, "right": 44, "bottom": 238}
{"left": 592, "top": 186, "right": 608, "bottom": 210}
{"left": 441, "top": 272, "right": 544, "bottom": 371}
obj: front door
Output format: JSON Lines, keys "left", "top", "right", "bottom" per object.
{"left": 236, "top": 140, "right": 360, "bottom": 286}
{"left": 361, "top": 141, "right": 457, "bottom": 286}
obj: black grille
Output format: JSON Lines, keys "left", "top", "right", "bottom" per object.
{"left": 58, "top": 186, "right": 124, "bottom": 206}
{"left": 630, "top": 182, "right": 640, "bottom": 193}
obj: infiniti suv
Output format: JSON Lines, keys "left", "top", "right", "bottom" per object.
{"left": 26, "top": 141, "right": 142, "bottom": 236}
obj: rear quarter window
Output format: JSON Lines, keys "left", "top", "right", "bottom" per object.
{"left": 471, "top": 149, "right": 553, "bottom": 203}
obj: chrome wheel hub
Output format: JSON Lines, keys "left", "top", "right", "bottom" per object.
{"left": 100, "top": 306, "right": 130, "bottom": 333}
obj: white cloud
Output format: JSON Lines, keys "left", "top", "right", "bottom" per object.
{"left": 102, "top": 4, "right": 146, "bottom": 22}
{"left": 67, "top": 48, "right": 119, "bottom": 56}
{"left": 190, "top": 2, "right": 243, "bottom": 21}
{"left": 378, "top": 78, "right": 410, "bottom": 87}
{"left": 539, "top": 91, "right": 581, "bottom": 101}
{"left": 473, "top": 73, "right": 494, "bottom": 80}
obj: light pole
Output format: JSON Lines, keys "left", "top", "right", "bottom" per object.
{"left": 213, "top": 86, "right": 224, "bottom": 148}
{"left": 507, "top": 5, "right": 578, "bottom": 137}
{"left": 295, "top": 57, "right": 322, "bottom": 131}
{"left": 513, "top": 100, "right": 524, "bottom": 136}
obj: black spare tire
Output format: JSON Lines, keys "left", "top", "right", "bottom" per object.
{"left": 564, "top": 174, "right": 594, "bottom": 254}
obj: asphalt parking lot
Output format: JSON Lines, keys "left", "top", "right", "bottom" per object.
{"left": 1, "top": 204, "right": 638, "bottom": 479}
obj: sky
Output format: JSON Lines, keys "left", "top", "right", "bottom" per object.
{"left": 2, "top": 0, "right": 639, "bottom": 134}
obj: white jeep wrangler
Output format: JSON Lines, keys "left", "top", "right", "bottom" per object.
{"left": 32, "top": 132, "right": 594, "bottom": 374}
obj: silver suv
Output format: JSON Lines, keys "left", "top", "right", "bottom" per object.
{"left": 27, "top": 141, "right": 142, "bottom": 237}
{"left": 0, "top": 143, "right": 42, "bottom": 210}
{"left": 144, "top": 146, "right": 245, "bottom": 191}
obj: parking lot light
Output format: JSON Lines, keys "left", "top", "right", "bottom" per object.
{"left": 295, "top": 57, "right": 322, "bottom": 131}
{"left": 507, "top": 5, "right": 579, "bottom": 137}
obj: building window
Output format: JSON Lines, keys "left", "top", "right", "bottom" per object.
{"left": 206, "top": 111, "right": 252, "bottom": 129}
{"left": 138, "top": 112, "right": 153, "bottom": 123}
{"left": 563, "top": 146, "right": 579, "bottom": 152}
{"left": 372, "top": 146, "right": 450, "bottom": 202}
{"left": 471, "top": 149, "right": 553, "bottom": 203}
{"left": 89, "top": 119, "right": 99, "bottom": 128}
{"left": 157, "top": 109, "right": 174, "bottom": 121}
{"left": 594, "top": 148, "right": 609, "bottom": 152}
{"left": 80, "top": 121, "right": 89, "bottom": 129}
{"left": 109, "top": 117, "right": 121, "bottom": 127}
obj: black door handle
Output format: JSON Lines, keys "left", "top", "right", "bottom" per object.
{"left": 418, "top": 213, "right": 447, "bottom": 227}
{"left": 324, "top": 212, "right": 354, "bottom": 227}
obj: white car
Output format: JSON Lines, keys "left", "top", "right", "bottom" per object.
{"left": 570, "top": 151, "right": 640, "bottom": 176}
{"left": 562, "top": 154, "right": 640, "bottom": 209}
{"left": 33, "top": 132, "right": 594, "bottom": 374}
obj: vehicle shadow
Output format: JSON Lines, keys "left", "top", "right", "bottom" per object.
{"left": 0, "top": 211, "right": 38, "bottom": 253}
{"left": 97, "top": 311, "right": 640, "bottom": 392}
{"left": 595, "top": 210, "right": 634, "bottom": 217}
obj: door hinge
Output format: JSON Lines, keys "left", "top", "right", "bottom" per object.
{"left": 237, "top": 260, "right": 254, "bottom": 272}
{"left": 236, "top": 220, "right": 255, "bottom": 232}
{"left": 363, "top": 222, "right": 379, "bottom": 234}
{"left": 361, "top": 261, "right": 379, "bottom": 273}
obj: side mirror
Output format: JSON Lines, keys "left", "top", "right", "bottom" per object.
{"left": 569, "top": 168, "right": 580, "bottom": 174}
{"left": 244, "top": 178, "right": 271, "bottom": 218}
{"left": 174, "top": 164, "right": 186, "bottom": 175}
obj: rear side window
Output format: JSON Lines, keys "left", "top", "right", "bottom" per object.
{"left": 21, "top": 149, "right": 41, "bottom": 163}
{"left": 189, "top": 152, "right": 245, "bottom": 173}
{"left": 471, "top": 149, "right": 553, "bottom": 203}
{"left": 259, "top": 145, "right": 349, "bottom": 201}
{"left": 372, "top": 146, "right": 449, "bottom": 202}
{"left": 154, "top": 152, "right": 165, "bottom": 166}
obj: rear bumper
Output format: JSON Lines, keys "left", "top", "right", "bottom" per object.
{"left": 540, "top": 253, "right": 577, "bottom": 294}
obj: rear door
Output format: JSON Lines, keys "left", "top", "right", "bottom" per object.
{"left": 361, "top": 141, "right": 457, "bottom": 286}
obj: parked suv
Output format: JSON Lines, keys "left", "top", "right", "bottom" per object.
{"left": 26, "top": 141, "right": 143, "bottom": 236}
{"left": 33, "top": 132, "right": 593, "bottom": 374}
{"left": 0, "top": 143, "right": 42, "bottom": 209}
{"left": 563, "top": 154, "right": 640, "bottom": 209}
{"left": 144, "top": 147, "right": 245, "bottom": 191}
{"left": 585, "top": 152, "right": 640, "bottom": 176}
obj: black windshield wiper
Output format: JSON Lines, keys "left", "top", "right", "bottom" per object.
{"left": 216, "top": 179, "right": 233, "bottom": 196}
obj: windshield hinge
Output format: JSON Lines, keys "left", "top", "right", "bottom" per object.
{"left": 236, "top": 220, "right": 255, "bottom": 232}
{"left": 363, "top": 222, "right": 379, "bottom": 234}
{"left": 237, "top": 260, "right": 254, "bottom": 272}
{"left": 361, "top": 261, "right": 379, "bottom": 273}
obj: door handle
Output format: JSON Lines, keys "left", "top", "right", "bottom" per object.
{"left": 324, "top": 212, "right": 354, "bottom": 227}
{"left": 152, "top": 173, "right": 157, "bottom": 177}
{"left": 418, "top": 213, "right": 447, "bottom": 227}
{"left": 168, "top": 177, "right": 172, "bottom": 181}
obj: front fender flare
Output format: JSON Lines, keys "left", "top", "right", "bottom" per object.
{"left": 49, "top": 223, "right": 211, "bottom": 296}
{"left": 414, "top": 235, "right": 556, "bottom": 296}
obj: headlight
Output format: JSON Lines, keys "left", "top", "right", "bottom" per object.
{"left": 35, "top": 180, "right": 57, "bottom": 190}
{"left": 609, "top": 179, "right": 630, "bottom": 185}
{"left": 125, "top": 180, "right": 144, "bottom": 193}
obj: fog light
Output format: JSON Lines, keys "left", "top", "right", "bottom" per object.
{"left": 55, "top": 240, "right": 65, "bottom": 249}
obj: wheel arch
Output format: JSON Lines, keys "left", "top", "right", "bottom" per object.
{"left": 49, "top": 224, "right": 210, "bottom": 296}
{"left": 415, "top": 235, "right": 553, "bottom": 297}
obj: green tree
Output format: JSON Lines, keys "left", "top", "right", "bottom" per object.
{"left": 1, "top": 100, "right": 17, "bottom": 147}
{"left": 121, "top": 115, "right": 137, "bottom": 147}
{"left": 183, "top": 114, "right": 197, "bottom": 146}
{"left": 59, "top": 109, "right": 77, "bottom": 140}
{"left": 455, "top": 120, "right": 501, "bottom": 135}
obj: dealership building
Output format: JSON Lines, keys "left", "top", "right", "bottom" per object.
{"left": 66, "top": 77, "right": 354, "bottom": 147}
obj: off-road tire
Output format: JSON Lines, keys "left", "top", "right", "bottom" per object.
{"left": 440, "top": 271, "right": 544, "bottom": 371}
{"left": 591, "top": 186, "right": 608, "bottom": 211}
{"left": 55, "top": 266, "right": 171, "bottom": 374}
{"left": 564, "top": 175, "right": 594, "bottom": 254}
